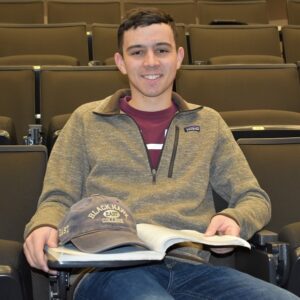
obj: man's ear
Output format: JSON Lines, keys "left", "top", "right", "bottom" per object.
{"left": 114, "top": 52, "right": 127, "bottom": 75}
{"left": 176, "top": 47, "right": 185, "bottom": 70}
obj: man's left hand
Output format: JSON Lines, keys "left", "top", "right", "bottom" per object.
{"left": 204, "top": 215, "right": 240, "bottom": 254}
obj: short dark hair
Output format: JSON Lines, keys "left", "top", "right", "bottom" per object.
{"left": 117, "top": 8, "right": 178, "bottom": 54}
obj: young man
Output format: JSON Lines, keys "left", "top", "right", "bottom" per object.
{"left": 24, "top": 8, "right": 298, "bottom": 300}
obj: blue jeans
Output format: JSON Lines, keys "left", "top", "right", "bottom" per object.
{"left": 75, "top": 258, "right": 299, "bottom": 300}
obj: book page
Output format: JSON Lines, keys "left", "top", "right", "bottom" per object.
{"left": 137, "top": 224, "right": 251, "bottom": 253}
{"left": 46, "top": 244, "right": 164, "bottom": 263}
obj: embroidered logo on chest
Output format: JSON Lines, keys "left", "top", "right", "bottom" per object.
{"left": 184, "top": 125, "right": 200, "bottom": 133}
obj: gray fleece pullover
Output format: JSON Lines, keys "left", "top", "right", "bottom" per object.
{"left": 25, "top": 89, "right": 271, "bottom": 258}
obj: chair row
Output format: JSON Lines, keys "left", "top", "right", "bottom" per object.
{"left": 4, "top": 23, "right": 300, "bottom": 66}
{"left": 1, "top": 63, "right": 300, "bottom": 146}
{"left": 1, "top": 137, "right": 300, "bottom": 299}
{"left": 0, "top": 0, "right": 274, "bottom": 26}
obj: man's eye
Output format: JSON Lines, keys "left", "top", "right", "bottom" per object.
{"left": 130, "top": 50, "right": 143, "bottom": 56}
{"left": 156, "top": 49, "right": 169, "bottom": 54}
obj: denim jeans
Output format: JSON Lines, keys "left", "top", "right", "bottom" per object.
{"left": 75, "top": 258, "right": 299, "bottom": 300}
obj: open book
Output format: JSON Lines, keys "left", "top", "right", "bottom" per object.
{"left": 46, "top": 223, "right": 250, "bottom": 266}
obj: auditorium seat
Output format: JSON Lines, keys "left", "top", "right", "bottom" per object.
{"left": 39, "top": 66, "right": 129, "bottom": 148}
{"left": 0, "top": 54, "right": 79, "bottom": 66}
{"left": 91, "top": 23, "right": 118, "bottom": 65}
{"left": 287, "top": 0, "right": 300, "bottom": 25}
{"left": 0, "top": 66, "right": 36, "bottom": 144}
{"left": 0, "top": 0, "right": 44, "bottom": 24}
{"left": 175, "top": 64, "right": 300, "bottom": 138}
{"left": 0, "top": 23, "right": 89, "bottom": 66}
{"left": 47, "top": 0, "right": 121, "bottom": 29}
{"left": 187, "top": 24, "right": 283, "bottom": 64}
{"left": 123, "top": 0, "right": 197, "bottom": 25}
{"left": 282, "top": 25, "right": 300, "bottom": 63}
{"left": 197, "top": 0, "right": 269, "bottom": 25}
{"left": 0, "top": 145, "right": 48, "bottom": 300}
{"left": 176, "top": 64, "right": 300, "bottom": 112}
{"left": 238, "top": 137, "right": 300, "bottom": 296}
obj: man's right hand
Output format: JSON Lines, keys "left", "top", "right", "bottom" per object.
{"left": 23, "top": 226, "right": 58, "bottom": 274}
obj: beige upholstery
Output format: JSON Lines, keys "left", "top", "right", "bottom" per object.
{"left": 188, "top": 24, "right": 282, "bottom": 64}
{"left": 238, "top": 137, "right": 300, "bottom": 296}
{"left": 0, "top": 0, "right": 44, "bottom": 24}
{"left": 208, "top": 54, "right": 284, "bottom": 65}
{"left": 0, "top": 66, "right": 36, "bottom": 144}
{"left": 123, "top": 0, "right": 197, "bottom": 24}
{"left": 47, "top": 0, "right": 121, "bottom": 29}
{"left": 238, "top": 137, "right": 300, "bottom": 232}
{"left": 91, "top": 23, "right": 118, "bottom": 65}
{"left": 287, "top": 0, "right": 300, "bottom": 25}
{"left": 282, "top": 25, "right": 300, "bottom": 63}
{"left": 0, "top": 145, "right": 47, "bottom": 241}
{"left": 175, "top": 64, "right": 300, "bottom": 112}
{"left": 197, "top": 0, "right": 269, "bottom": 25}
{"left": 40, "top": 66, "right": 129, "bottom": 139}
{"left": 0, "top": 54, "right": 79, "bottom": 66}
{"left": 0, "top": 23, "right": 89, "bottom": 65}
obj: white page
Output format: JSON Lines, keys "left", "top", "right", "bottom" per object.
{"left": 137, "top": 224, "right": 251, "bottom": 252}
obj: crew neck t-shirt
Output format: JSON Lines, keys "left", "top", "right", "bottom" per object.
{"left": 120, "top": 96, "right": 177, "bottom": 170}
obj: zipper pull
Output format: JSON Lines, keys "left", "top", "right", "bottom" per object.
{"left": 152, "top": 169, "right": 157, "bottom": 184}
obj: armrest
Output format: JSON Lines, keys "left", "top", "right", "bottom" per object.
{"left": 250, "top": 229, "right": 279, "bottom": 246}
{"left": 279, "top": 222, "right": 300, "bottom": 296}
{"left": 0, "top": 239, "right": 33, "bottom": 300}
{"left": 235, "top": 230, "right": 290, "bottom": 287}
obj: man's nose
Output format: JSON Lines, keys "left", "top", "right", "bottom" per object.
{"left": 144, "top": 51, "right": 159, "bottom": 67}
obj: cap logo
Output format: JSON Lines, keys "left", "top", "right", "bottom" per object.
{"left": 88, "top": 204, "right": 129, "bottom": 220}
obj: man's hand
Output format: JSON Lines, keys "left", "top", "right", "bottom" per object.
{"left": 23, "top": 226, "right": 58, "bottom": 274}
{"left": 205, "top": 215, "right": 240, "bottom": 254}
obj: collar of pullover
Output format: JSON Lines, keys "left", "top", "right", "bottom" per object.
{"left": 92, "top": 89, "right": 202, "bottom": 116}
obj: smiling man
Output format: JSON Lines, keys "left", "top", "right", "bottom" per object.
{"left": 24, "top": 8, "right": 298, "bottom": 300}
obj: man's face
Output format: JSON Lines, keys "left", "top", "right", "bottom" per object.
{"left": 115, "top": 23, "right": 184, "bottom": 103}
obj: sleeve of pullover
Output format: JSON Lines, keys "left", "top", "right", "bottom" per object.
{"left": 24, "top": 107, "right": 90, "bottom": 239}
{"left": 209, "top": 115, "right": 271, "bottom": 240}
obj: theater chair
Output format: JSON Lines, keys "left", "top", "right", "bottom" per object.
{"left": 0, "top": 145, "right": 48, "bottom": 300}
{"left": 236, "top": 137, "right": 300, "bottom": 296}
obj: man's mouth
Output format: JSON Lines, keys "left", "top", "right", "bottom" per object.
{"left": 142, "top": 74, "right": 161, "bottom": 80}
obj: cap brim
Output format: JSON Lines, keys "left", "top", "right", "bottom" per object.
{"left": 71, "top": 230, "right": 147, "bottom": 253}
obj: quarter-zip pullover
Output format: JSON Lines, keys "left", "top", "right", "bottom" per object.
{"left": 25, "top": 89, "right": 271, "bottom": 261}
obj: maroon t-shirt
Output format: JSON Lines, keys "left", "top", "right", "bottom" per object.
{"left": 120, "top": 97, "right": 177, "bottom": 170}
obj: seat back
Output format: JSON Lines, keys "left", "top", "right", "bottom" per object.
{"left": 0, "top": 145, "right": 47, "bottom": 242}
{"left": 197, "top": 0, "right": 269, "bottom": 25}
{"left": 0, "top": 0, "right": 44, "bottom": 24}
{"left": 91, "top": 23, "right": 118, "bottom": 64}
{"left": 0, "top": 23, "right": 89, "bottom": 65}
{"left": 287, "top": 0, "right": 300, "bottom": 25}
{"left": 282, "top": 25, "right": 300, "bottom": 63}
{"left": 40, "top": 66, "right": 129, "bottom": 137}
{"left": 188, "top": 24, "right": 281, "bottom": 64}
{"left": 123, "top": 0, "right": 197, "bottom": 24}
{"left": 175, "top": 64, "right": 300, "bottom": 112}
{"left": 47, "top": 0, "right": 121, "bottom": 29}
{"left": 0, "top": 66, "right": 36, "bottom": 144}
{"left": 238, "top": 137, "right": 300, "bottom": 232}
{"left": 91, "top": 23, "right": 189, "bottom": 65}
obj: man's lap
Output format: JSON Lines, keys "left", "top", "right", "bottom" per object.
{"left": 75, "top": 259, "right": 299, "bottom": 300}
